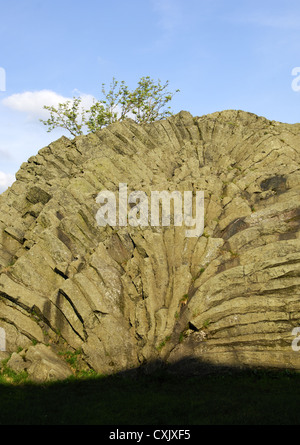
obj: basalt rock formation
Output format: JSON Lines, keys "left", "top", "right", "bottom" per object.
{"left": 1, "top": 110, "right": 300, "bottom": 380}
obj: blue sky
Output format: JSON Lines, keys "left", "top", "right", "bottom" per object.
{"left": 1, "top": 0, "right": 300, "bottom": 192}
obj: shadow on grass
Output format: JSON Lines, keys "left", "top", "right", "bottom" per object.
{"left": 1, "top": 358, "right": 300, "bottom": 425}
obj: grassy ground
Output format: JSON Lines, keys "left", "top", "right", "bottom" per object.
{"left": 0, "top": 368, "right": 300, "bottom": 425}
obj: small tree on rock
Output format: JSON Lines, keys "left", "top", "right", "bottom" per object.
{"left": 40, "top": 77, "right": 179, "bottom": 137}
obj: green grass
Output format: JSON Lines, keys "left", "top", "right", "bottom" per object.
{"left": 1, "top": 369, "right": 300, "bottom": 425}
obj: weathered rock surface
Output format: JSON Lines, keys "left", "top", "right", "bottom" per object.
{"left": 1, "top": 109, "right": 300, "bottom": 380}
{"left": 6, "top": 344, "right": 72, "bottom": 381}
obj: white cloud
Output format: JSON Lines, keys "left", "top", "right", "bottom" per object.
{"left": 2, "top": 90, "right": 70, "bottom": 118}
{"left": 0, "top": 171, "right": 15, "bottom": 192}
{"left": 2, "top": 90, "right": 97, "bottom": 120}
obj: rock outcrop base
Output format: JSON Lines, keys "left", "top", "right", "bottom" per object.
{"left": 1, "top": 110, "right": 300, "bottom": 380}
